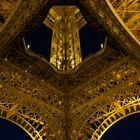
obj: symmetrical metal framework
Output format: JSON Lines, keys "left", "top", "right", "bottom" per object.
{"left": 0, "top": 59, "right": 62, "bottom": 139}
{"left": 0, "top": 0, "right": 140, "bottom": 140}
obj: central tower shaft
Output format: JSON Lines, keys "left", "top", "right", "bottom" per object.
{"left": 44, "top": 6, "right": 86, "bottom": 72}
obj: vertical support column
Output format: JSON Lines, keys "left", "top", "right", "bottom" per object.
{"left": 63, "top": 80, "right": 71, "bottom": 140}
{"left": 49, "top": 7, "right": 82, "bottom": 72}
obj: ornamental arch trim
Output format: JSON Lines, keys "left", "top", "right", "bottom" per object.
{"left": 0, "top": 87, "right": 60, "bottom": 140}
{"left": 85, "top": 96, "right": 140, "bottom": 140}
{"left": 0, "top": 104, "right": 43, "bottom": 140}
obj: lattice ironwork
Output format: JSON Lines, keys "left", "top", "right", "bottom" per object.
{"left": 72, "top": 57, "right": 140, "bottom": 139}
{"left": 1, "top": 38, "right": 140, "bottom": 140}
{"left": 0, "top": 58, "right": 64, "bottom": 139}
{"left": 0, "top": 0, "right": 140, "bottom": 140}
{"left": 109, "top": 0, "right": 140, "bottom": 42}
{"left": 78, "top": 0, "right": 140, "bottom": 59}
{"left": 0, "top": 0, "right": 51, "bottom": 50}
{"left": 44, "top": 6, "right": 86, "bottom": 71}
{"left": 90, "top": 97, "right": 140, "bottom": 140}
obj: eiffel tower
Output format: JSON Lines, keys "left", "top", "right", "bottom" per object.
{"left": 0, "top": 0, "right": 140, "bottom": 140}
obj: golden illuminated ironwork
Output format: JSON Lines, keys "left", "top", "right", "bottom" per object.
{"left": 90, "top": 97, "right": 140, "bottom": 140}
{"left": 0, "top": 103, "right": 44, "bottom": 140}
{"left": 109, "top": 0, "right": 140, "bottom": 42}
{"left": 0, "top": 0, "right": 140, "bottom": 140}
{"left": 44, "top": 6, "right": 86, "bottom": 71}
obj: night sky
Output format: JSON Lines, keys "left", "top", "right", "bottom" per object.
{"left": 1, "top": 23, "right": 140, "bottom": 139}
{"left": 0, "top": 118, "right": 31, "bottom": 140}
{"left": 101, "top": 113, "right": 140, "bottom": 140}
{"left": 25, "top": 23, "right": 52, "bottom": 60}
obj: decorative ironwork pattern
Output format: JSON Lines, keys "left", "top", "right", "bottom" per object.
{"left": 0, "top": 0, "right": 140, "bottom": 140}
{"left": 0, "top": 59, "right": 64, "bottom": 139}
{"left": 90, "top": 97, "right": 140, "bottom": 140}
{"left": 109, "top": 0, "right": 140, "bottom": 42}
{"left": 73, "top": 57, "right": 140, "bottom": 139}
{"left": 68, "top": 48, "right": 123, "bottom": 91}
{"left": 0, "top": 41, "right": 140, "bottom": 140}
{"left": 1, "top": 47, "right": 64, "bottom": 91}
{"left": 44, "top": 6, "right": 86, "bottom": 71}
{"left": 0, "top": 0, "right": 51, "bottom": 50}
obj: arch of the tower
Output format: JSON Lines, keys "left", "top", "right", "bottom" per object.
{"left": 90, "top": 97, "right": 140, "bottom": 140}
{"left": 74, "top": 95, "right": 140, "bottom": 140}
{"left": 74, "top": 96, "right": 140, "bottom": 140}
{"left": 0, "top": 103, "right": 41, "bottom": 140}
{"left": 71, "top": 55, "right": 140, "bottom": 139}
{"left": 0, "top": 87, "right": 60, "bottom": 139}
{"left": 0, "top": 58, "right": 64, "bottom": 139}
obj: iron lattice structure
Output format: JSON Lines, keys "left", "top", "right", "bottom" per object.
{"left": 0, "top": 0, "right": 140, "bottom": 140}
{"left": 44, "top": 6, "right": 86, "bottom": 71}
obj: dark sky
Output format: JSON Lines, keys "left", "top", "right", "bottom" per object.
{"left": 101, "top": 113, "right": 140, "bottom": 140}
{"left": 1, "top": 114, "right": 140, "bottom": 139}
{"left": 0, "top": 118, "right": 31, "bottom": 140}
{"left": 79, "top": 24, "right": 105, "bottom": 58}
{"left": 1, "top": 23, "right": 139, "bottom": 139}
{"left": 25, "top": 23, "right": 52, "bottom": 60}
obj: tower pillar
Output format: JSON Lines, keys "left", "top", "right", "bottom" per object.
{"left": 44, "top": 6, "right": 86, "bottom": 72}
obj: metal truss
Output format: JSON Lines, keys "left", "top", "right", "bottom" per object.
{"left": 45, "top": 6, "right": 84, "bottom": 71}
{"left": 70, "top": 52, "right": 140, "bottom": 139}
{"left": 0, "top": 0, "right": 140, "bottom": 56}
{"left": 1, "top": 42, "right": 140, "bottom": 139}
{"left": 0, "top": 58, "right": 64, "bottom": 139}
{"left": 77, "top": 0, "right": 140, "bottom": 59}
{"left": 0, "top": 0, "right": 51, "bottom": 50}
{"left": 109, "top": 0, "right": 140, "bottom": 42}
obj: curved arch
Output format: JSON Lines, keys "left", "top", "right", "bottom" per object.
{"left": 0, "top": 104, "right": 42, "bottom": 140}
{"left": 74, "top": 58, "right": 140, "bottom": 139}
{"left": 75, "top": 96, "right": 140, "bottom": 139}
{"left": 105, "top": 0, "right": 140, "bottom": 46}
{"left": 90, "top": 96, "right": 140, "bottom": 140}
{"left": 0, "top": 86, "right": 61, "bottom": 139}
